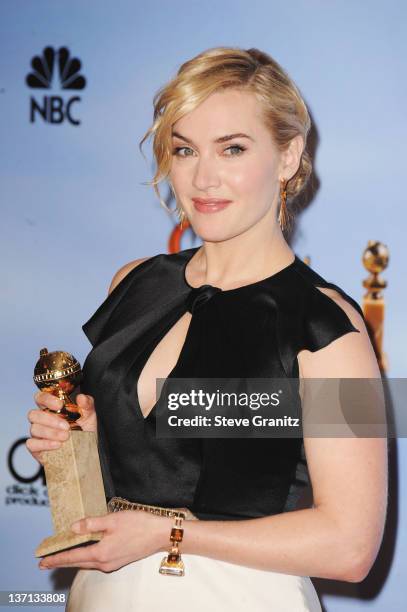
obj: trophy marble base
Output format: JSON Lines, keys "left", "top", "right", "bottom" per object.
{"left": 35, "top": 430, "right": 107, "bottom": 558}
{"left": 35, "top": 530, "right": 104, "bottom": 558}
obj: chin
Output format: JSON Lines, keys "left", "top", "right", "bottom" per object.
{"left": 188, "top": 223, "right": 234, "bottom": 244}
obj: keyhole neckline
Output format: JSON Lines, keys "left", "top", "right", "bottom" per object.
{"left": 182, "top": 246, "right": 298, "bottom": 294}
{"left": 135, "top": 247, "right": 298, "bottom": 420}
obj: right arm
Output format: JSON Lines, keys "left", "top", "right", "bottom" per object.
{"left": 26, "top": 256, "right": 150, "bottom": 465}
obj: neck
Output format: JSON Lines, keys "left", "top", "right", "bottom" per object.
{"left": 186, "top": 220, "right": 295, "bottom": 291}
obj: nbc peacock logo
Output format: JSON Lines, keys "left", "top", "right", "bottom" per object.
{"left": 26, "top": 46, "right": 86, "bottom": 125}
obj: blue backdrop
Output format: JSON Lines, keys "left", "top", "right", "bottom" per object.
{"left": 1, "top": 0, "right": 405, "bottom": 609}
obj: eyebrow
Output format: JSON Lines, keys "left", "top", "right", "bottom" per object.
{"left": 171, "top": 131, "right": 255, "bottom": 145}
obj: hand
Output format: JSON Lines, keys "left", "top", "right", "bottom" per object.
{"left": 26, "top": 392, "right": 97, "bottom": 465}
{"left": 38, "top": 510, "right": 173, "bottom": 572}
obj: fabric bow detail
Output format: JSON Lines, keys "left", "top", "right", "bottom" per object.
{"left": 186, "top": 284, "right": 222, "bottom": 314}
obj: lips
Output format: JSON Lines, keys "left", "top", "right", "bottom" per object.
{"left": 192, "top": 198, "right": 232, "bottom": 213}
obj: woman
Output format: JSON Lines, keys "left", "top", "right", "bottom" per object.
{"left": 27, "top": 47, "right": 387, "bottom": 611}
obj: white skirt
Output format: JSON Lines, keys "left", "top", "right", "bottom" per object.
{"left": 66, "top": 550, "right": 322, "bottom": 611}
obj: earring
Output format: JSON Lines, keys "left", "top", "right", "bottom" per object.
{"left": 278, "top": 178, "right": 290, "bottom": 231}
{"left": 169, "top": 181, "right": 187, "bottom": 229}
{"left": 177, "top": 206, "right": 187, "bottom": 229}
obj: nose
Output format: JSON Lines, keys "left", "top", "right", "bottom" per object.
{"left": 192, "top": 155, "right": 221, "bottom": 192}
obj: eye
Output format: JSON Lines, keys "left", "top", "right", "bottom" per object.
{"left": 224, "top": 144, "right": 246, "bottom": 156}
{"left": 172, "top": 145, "right": 246, "bottom": 157}
{"left": 172, "top": 146, "right": 195, "bottom": 157}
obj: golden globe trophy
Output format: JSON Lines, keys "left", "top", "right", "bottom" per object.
{"left": 33, "top": 348, "right": 107, "bottom": 557}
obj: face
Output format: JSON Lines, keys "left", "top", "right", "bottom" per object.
{"left": 168, "top": 88, "right": 300, "bottom": 242}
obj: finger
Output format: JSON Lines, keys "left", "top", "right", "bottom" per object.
{"left": 28, "top": 409, "right": 70, "bottom": 430}
{"left": 26, "top": 438, "right": 61, "bottom": 453}
{"left": 76, "top": 394, "right": 95, "bottom": 413}
{"left": 30, "top": 423, "right": 70, "bottom": 442}
{"left": 71, "top": 515, "right": 113, "bottom": 535}
{"left": 39, "top": 542, "right": 101, "bottom": 568}
{"left": 40, "top": 560, "right": 101, "bottom": 570}
{"left": 34, "top": 392, "right": 64, "bottom": 412}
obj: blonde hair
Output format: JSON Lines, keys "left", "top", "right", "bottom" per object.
{"left": 139, "top": 46, "right": 312, "bottom": 220}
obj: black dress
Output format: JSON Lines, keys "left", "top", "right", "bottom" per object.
{"left": 66, "top": 246, "right": 363, "bottom": 612}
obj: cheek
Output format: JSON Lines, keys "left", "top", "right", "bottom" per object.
{"left": 228, "top": 160, "right": 274, "bottom": 194}
{"left": 171, "top": 171, "right": 196, "bottom": 198}
{"left": 168, "top": 162, "right": 187, "bottom": 185}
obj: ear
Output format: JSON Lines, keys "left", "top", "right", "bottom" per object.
{"left": 280, "top": 135, "right": 304, "bottom": 181}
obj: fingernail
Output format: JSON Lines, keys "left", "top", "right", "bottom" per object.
{"left": 59, "top": 421, "right": 70, "bottom": 430}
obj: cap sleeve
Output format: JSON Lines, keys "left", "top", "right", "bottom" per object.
{"left": 300, "top": 284, "right": 361, "bottom": 354}
{"left": 274, "top": 272, "right": 364, "bottom": 378}
{"left": 82, "top": 293, "right": 120, "bottom": 347}
{"left": 82, "top": 257, "right": 154, "bottom": 346}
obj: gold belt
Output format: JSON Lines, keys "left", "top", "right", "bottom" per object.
{"left": 107, "top": 496, "right": 198, "bottom": 521}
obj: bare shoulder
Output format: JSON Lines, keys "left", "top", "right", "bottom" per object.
{"left": 298, "top": 285, "right": 381, "bottom": 379}
{"left": 108, "top": 256, "right": 151, "bottom": 295}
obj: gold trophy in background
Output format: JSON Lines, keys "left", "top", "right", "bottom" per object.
{"left": 33, "top": 348, "right": 107, "bottom": 557}
{"left": 362, "top": 241, "right": 389, "bottom": 372}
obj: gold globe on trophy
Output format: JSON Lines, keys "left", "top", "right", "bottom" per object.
{"left": 34, "top": 348, "right": 83, "bottom": 429}
{"left": 33, "top": 348, "right": 107, "bottom": 558}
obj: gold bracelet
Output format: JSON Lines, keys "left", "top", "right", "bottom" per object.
{"left": 159, "top": 515, "right": 185, "bottom": 576}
